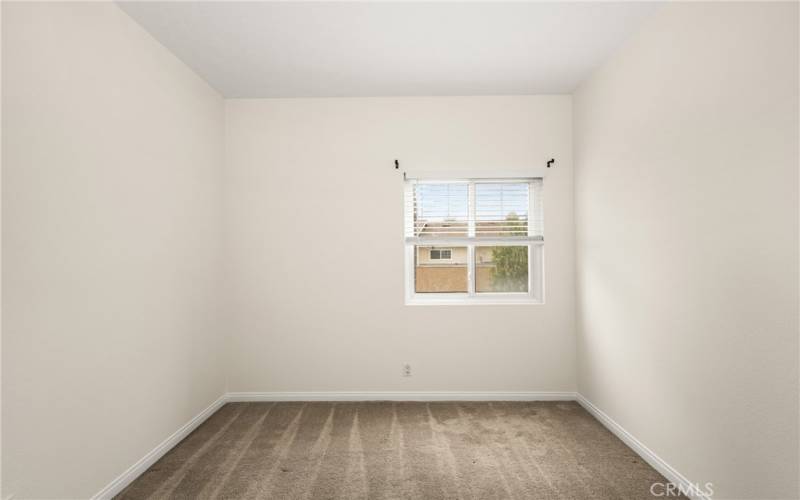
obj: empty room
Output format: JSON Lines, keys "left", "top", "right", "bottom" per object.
{"left": 2, "top": 1, "right": 798, "bottom": 499}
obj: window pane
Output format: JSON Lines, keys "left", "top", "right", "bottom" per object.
{"left": 475, "top": 246, "right": 528, "bottom": 293}
{"left": 414, "top": 183, "right": 468, "bottom": 237}
{"left": 415, "top": 246, "right": 467, "bottom": 293}
{"left": 475, "top": 183, "right": 529, "bottom": 237}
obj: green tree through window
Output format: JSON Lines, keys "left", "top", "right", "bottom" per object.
{"left": 491, "top": 213, "right": 528, "bottom": 292}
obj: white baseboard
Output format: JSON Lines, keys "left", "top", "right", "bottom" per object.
{"left": 92, "top": 391, "right": 705, "bottom": 500}
{"left": 92, "top": 394, "right": 227, "bottom": 500}
{"left": 576, "top": 394, "right": 711, "bottom": 500}
{"left": 226, "top": 391, "right": 577, "bottom": 402}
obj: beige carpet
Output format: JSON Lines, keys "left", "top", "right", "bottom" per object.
{"left": 116, "top": 401, "right": 680, "bottom": 499}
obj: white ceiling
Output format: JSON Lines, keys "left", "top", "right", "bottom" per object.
{"left": 118, "top": 2, "right": 659, "bottom": 98}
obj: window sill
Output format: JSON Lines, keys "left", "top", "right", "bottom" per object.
{"left": 405, "top": 298, "right": 544, "bottom": 306}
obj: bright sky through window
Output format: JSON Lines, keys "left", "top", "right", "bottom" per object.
{"left": 414, "top": 184, "right": 468, "bottom": 221}
{"left": 414, "top": 183, "right": 528, "bottom": 222}
{"left": 475, "top": 183, "right": 528, "bottom": 221}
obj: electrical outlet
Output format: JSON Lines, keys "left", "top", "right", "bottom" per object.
{"left": 402, "top": 363, "right": 412, "bottom": 377}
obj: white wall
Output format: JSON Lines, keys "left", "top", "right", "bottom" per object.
{"left": 224, "top": 96, "right": 575, "bottom": 393}
{"left": 574, "top": 3, "right": 798, "bottom": 499}
{"left": 2, "top": 3, "right": 226, "bottom": 498}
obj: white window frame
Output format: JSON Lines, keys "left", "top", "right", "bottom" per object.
{"left": 404, "top": 178, "right": 544, "bottom": 306}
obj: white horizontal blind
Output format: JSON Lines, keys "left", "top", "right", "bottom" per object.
{"left": 407, "top": 182, "right": 470, "bottom": 238}
{"left": 404, "top": 178, "right": 543, "bottom": 241}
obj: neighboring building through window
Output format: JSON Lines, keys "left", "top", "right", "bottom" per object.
{"left": 404, "top": 177, "right": 544, "bottom": 304}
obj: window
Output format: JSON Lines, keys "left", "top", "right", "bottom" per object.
{"left": 429, "top": 249, "right": 452, "bottom": 260}
{"left": 404, "top": 177, "right": 544, "bottom": 304}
